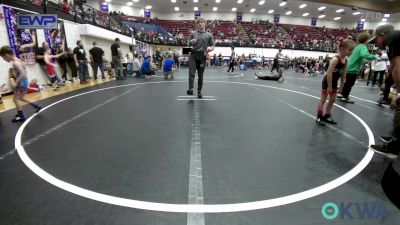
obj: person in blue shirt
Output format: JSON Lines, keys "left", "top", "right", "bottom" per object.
{"left": 141, "top": 55, "right": 151, "bottom": 79}
{"left": 163, "top": 53, "right": 175, "bottom": 79}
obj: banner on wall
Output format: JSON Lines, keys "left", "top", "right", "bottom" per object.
{"left": 357, "top": 22, "right": 364, "bottom": 30}
{"left": 44, "top": 21, "right": 67, "bottom": 55}
{"left": 274, "top": 14, "right": 280, "bottom": 23}
{"left": 195, "top": 11, "right": 201, "bottom": 19}
{"left": 144, "top": 9, "right": 151, "bottom": 18}
{"left": 236, "top": 12, "right": 242, "bottom": 22}
{"left": 311, "top": 17, "right": 317, "bottom": 26}
{"left": 3, "top": 6, "right": 37, "bottom": 64}
{"left": 100, "top": 1, "right": 109, "bottom": 12}
{"left": 17, "top": 14, "right": 58, "bottom": 29}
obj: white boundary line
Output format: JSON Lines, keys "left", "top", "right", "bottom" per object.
{"left": 252, "top": 86, "right": 367, "bottom": 147}
{"left": 283, "top": 77, "right": 322, "bottom": 82}
{"left": 298, "top": 86, "right": 393, "bottom": 115}
{"left": 177, "top": 96, "right": 216, "bottom": 98}
{"left": 154, "top": 72, "right": 244, "bottom": 79}
{"left": 349, "top": 95, "right": 390, "bottom": 108}
{"left": 15, "top": 80, "right": 375, "bottom": 213}
{"left": 205, "top": 72, "right": 244, "bottom": 78}
{"left": 187, "top": 101, "right": 205, "bottom": 225}
{"left": 177, "top": 99, "right": 217, "bottom": 101}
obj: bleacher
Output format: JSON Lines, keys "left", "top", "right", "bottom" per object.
{"left": 211, "top": 21, "right": 238, "bottom": 39}
{"left": 156, "top": 19, "right": 193, "bottom": 37}
{"left": 281, "top": 24, "right": 354, "bottom": 41}
{"left": 242, "top": 22, "right": 282, "bottom": 44}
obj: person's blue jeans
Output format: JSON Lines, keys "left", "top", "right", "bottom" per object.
{"left": 92, "top": 63, "right": 105, "bottom": 79}
{"left": 78, "top": 61, "right": 88, "bottom": 81}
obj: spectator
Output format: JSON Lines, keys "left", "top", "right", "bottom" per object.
{"left": 132, "top": 54, "right": 143, "bottom": 78}
{"left": 89, "top": 42, "right": 105, "bottom": 80}
{"left": 73, "top": 40, "right": 89, "bottom": 84}
{"left": 61, "top": 0, "right": 70, "bottom": 14}
{"left": 173, "top": 52, "right": 180, "bottom": 69}
{"left": 66, "top": 47, "right": 78, "bottom": 81}
{"left": 111, "top": 38, "right": 124, "bottom": 80}
{"left": 141, "top": 55, "right": 152, "bottom": 79}
{"left": 57, "top": 48, "right": 69, "bottom": 81}
{"left": 163, "top": 53, "right": 175, "bottom": 79}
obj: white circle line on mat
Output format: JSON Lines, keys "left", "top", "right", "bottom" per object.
{"left": 15, "top": 80, "right": 375, "bottom": 213}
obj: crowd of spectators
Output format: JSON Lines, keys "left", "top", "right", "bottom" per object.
{"left": 243, "top": 21, "right": 357, "bottom": 52}
{"left": 38, "top": 0, "right": 361, "bottom": 53}
{"left": 152, "top": 19, "right": 359, "bottom": 52}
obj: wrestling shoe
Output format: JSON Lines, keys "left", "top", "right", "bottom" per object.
{"left": 323, "top": 114, "right": 337, "bottom": 125}
{"left": 316, "top": 116, "right": 325, "bottom": 126}
{"left": 11, "top": 114, "right": 25, "bottom": 123}
{"left": 341, "top": 97, "right": 355, "bottom": 104}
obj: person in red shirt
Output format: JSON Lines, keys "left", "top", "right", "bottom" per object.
{"left": 26, "top": 79, "right": 40, "bottom": 93}
{"left": 61, "top": 0, "right": 70, "bottom": 14}
{"left": 44, "top": 48, "right": 66, "bottom": 91}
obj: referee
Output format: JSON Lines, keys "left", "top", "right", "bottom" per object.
{"left": 187, "top": 17, "right": 215, "bottom": 98}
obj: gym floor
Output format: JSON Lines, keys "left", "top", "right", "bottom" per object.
{"left": 0, "top": 67, "right": 399, "bottom": 225}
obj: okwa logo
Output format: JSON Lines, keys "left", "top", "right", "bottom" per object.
{"left": 322, "top": 202, "right": 390, "bottom": 220}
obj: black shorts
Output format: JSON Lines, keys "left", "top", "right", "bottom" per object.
{"left": 321, "top": 76, "right": 339, "bottom": 94}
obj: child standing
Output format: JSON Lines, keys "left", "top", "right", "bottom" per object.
{"left": 163, "top": 53, "right": 175, "bottom": 79}
{"left": 1, "top": 46, "right": 42, "bottom": 122}
{"left": 338, "top": 33, "right": 377, "bottom": 103}
{"left": 44, "top": 48, "right": 66, "bottom": 90}
{"left": 316, "top": 39, "right": 355, "bottom": 126}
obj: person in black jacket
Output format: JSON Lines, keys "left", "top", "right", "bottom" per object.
{"left": 89, "top": 42, "right": 105, "bottom": 80}
{"left": 66, "top": 48, "right": 78, "bottom": 81}
{"left": 57, "top": 48, "right": 68, "bottom": 81}
{"left": 369, "top": 25, "right": 400, "bottom": 157}
{"left": 270, "top": 49, "right": 282, "bottom": 74}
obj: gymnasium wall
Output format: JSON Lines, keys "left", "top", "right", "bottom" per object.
{"left": 77, "top": 24, "right": 133, "bottom": 61}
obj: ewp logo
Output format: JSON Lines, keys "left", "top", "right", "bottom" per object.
{"left": 322, "top": 202, "right": 390, "bottom": 220}
{"left": 17, "top": 14, "right": 57, "bottom": 29}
